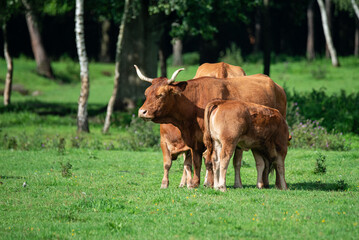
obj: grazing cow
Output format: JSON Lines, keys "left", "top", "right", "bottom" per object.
{"left": 203, "top": 100, "right": 289, "bottom": 192}
{"left": 159, "top": 62, "right": 247, "bottom": 189}
{"left": 135, "top": 65, "right": 287, "bottom": 188}
{"left": 194, "top": 62, "right": 246, "bottom": 78}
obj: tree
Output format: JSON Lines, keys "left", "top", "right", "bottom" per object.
{"left": 325, "top": 0, "right": 332, "bottom": 58}
{"left": 2, "top": 22, "right": 13, "bottom": 106}
{"left": 317, "top": 0, "right": 340, "bottom": 67}
{"left": 352, "top": 0, "right": 359, "bottom": 20}
{"left": 103, "top": 0, "right": 130, "bottom": 133}
{"left": 22, "top": 0, "right": 55, "bottom": 78}
{"left": 307, "top": 0, "right": 316, "bottom": 60}
{"left": 1, "top": 0, "right": 21, "bottom": 106}
{"left": 98, "top": 19, "right": 111, "bottom": 62}
{"left": 262, "top": 0, "right": 272, "bottom": 75}
{"left": 75, "top": 0, "right": 90, "bottom": 132}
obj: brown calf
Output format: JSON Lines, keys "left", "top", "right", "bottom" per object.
{"left": 203, "top": 100, "right": 289, "bottom": 191}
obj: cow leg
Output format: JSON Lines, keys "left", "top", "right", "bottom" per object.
{"left": 189, "top": 150, "right": 202, "bottom": 188}
{"left": 233, "top": 148, "right": 243, "bottom": 188}
{"left": 203, "top": 149, "right": 214, "bottom": 188}
{"left": 252, "top": 150, "right": 265, "bottom": 189}
{"left": 275, "top": 155, "right": 288, "bottom": 190}
{"left": 218, "top": 142, "right": 236, "bottom": 192}
{"left": 180, "top": 151, "right": 192, "bottom": 188}
{"left": 262, "top": 157, "right": 270, "bottom": 188}
{"left": 160, "top": 142, "right": 172, "bottom": 189}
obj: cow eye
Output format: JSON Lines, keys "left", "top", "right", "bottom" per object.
{"left": 157, "top": 93, "right": 165, "bottom": 99}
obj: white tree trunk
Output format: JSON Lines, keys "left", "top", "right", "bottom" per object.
{"left": 75, "top": 0, "right": 90, "bottom": 132}
{"left": 103, "top": 0, "right": 130, "bottom": 133}
{"left": 352, "top": 0, "right": 359, "bottom": 20}
{"left": 317, "top": 0, "right": 339, "bottom": 67}
{"left": 2, "top": 22, "right": 13, "bottom": 106}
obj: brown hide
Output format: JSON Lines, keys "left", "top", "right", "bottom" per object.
{"left": 159, "top": 63, "right": 247, "bottom": 188}
{"left": 194, "top": 62, "right": 246, "bottom": 78}
{"left": 139, "top": 75, "right": 287, "bottom": 187}
{"left": 203, "top": 100, "right": 289, "bottom": 190}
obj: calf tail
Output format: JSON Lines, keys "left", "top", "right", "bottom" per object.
{"left": 203, "top": 101, "right": 220, "bottom": 159}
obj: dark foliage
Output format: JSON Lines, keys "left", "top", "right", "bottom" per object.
{"left": 287, "top": 89, "right": 359, "bottom": 134}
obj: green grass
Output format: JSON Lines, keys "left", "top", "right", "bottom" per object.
{"left": 0, "top": 149, "right": 358, "bottom": 239}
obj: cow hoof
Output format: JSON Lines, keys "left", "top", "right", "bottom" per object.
{"left": 218, "top": 186, "right": 227, "bottom": 192}
{"left": 203, "top": 182, "right": 213, "bottom": 188}
{"left": 161, "top": 183, "right": 169, "bottom": 189}
{"left": 257, "top": 183, "right": 264, "bottom": 189}
{"left": 233, "top": 184, "right": 243, "bottom": 189}
{"left": 179, "top": 183, "right": 185, "bottom": 188}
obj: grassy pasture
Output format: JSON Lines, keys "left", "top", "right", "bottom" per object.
{"left": 0, "top": 149, "right": 358, "bottom": 239}
{"left": 0, "top": 56, "right": 359, "bottom": 239}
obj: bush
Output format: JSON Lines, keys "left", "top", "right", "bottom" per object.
{"left": 118, "top": 115, "right": 160, "bottom": 151}
{"left": 289, "top": 119, "right": 350, "bottom": 151}
{"left": 286, "top": 89, "right": 359, "bottom": 134}
{"left": 314, "top": 152, "right": 327, "bottom": 174}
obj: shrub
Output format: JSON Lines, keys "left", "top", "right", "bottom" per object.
{"left": 286, "top": 89, "right": 359, "bottom": 134}
{"left": 118, "top": 115, "right": 160, "bottom": 151}
{"left": 289, "top": 119, "right": 350, "bottom": 151}
{"left": 60, "top": 162, "right": 73, "bottom": 177}
{"left": 314, "top": 152, "right": 326, "bottom": 174}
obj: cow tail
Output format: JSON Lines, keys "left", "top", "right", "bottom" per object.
{"left": 203, "top": 101, "right": 218, "bottom": 160}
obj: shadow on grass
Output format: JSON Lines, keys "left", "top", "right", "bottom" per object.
{"left": 289, "top": 181, "right": 348, "bottom": 191}
{"left": 0, "top": 100, "right": 106, "bottom": 117}
{"left": 224, "top": 181, "right": 347, "bottom": 192}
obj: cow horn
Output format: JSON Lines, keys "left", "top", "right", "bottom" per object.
{"left": 134, "top": 65, "right": 154, "bottom": 83}
{"left": 167, "top": 68, "right": 185, "bottom": 84}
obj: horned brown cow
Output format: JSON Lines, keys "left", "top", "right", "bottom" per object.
{"left": 159, "top": 62, "right": 247, "bottom": 189}
{"left": 135, "top": 65, "right": 287, "bottom": 188}
{"left": 203, "top": 100, "right": 289, "bottom": 192}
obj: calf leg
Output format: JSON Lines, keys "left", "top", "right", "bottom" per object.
{"left": 233, "top": 148, "right": 243, "bottom": 188}
{"left": 160, "top": 142, "right": 172, "bottom": 189}
{"left": 218, "top": 142, "right": 236, "bottom": 192}
{"left": 212, "top": 141, "right": 222, "bottom": 190}
{"left": 252, "top": 151, "right": 265, "bottom": 189}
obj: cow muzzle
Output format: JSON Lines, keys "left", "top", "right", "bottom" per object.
{"left": 138, "top": 108, "right": 151, "bottom": 120}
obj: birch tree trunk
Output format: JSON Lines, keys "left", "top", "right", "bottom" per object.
{"left": 352, "top": 0, "right": 359, "bottom": 20}
{"left": 22, "top": 0, "right": 54, "bottom": 79}
{"left": 325, "top": 0, "right": 332, "bottom": 58}
{"left": 2, "top": 22, "right": 13, "bottom": 106}
{"left": 317, "top": 0, "right": 339, "bottom": 67}
{"left": 355, "top": 19, "right": 359, "bottom": 56}
{"left": 307, "top": 0, "right": 315, "bottom": 61}
{"left": 75, "top": 0, "right": 90, "bottom": 133}
{"left": 102, "top": 0, "right": 130, "bottom": 133}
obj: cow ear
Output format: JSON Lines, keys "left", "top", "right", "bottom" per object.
{"left": 172, "top": 81, "right": 187, "bottom": 94}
